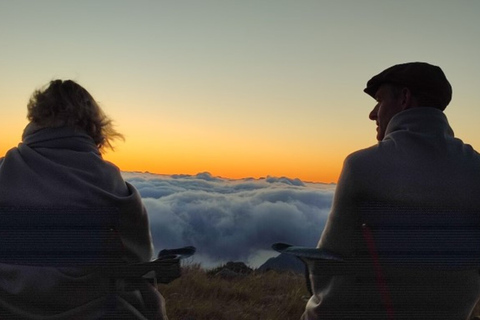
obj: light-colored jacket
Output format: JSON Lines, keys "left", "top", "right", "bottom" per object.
{"left": 0, "top": 124, "right": 167, "bottom": 319}
{"left": 303, "top": 107, "right": 480, "bottom": 319}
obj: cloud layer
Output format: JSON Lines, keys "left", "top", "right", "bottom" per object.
{"left": 123, "top": 172, "right": 335, "bottom": 267}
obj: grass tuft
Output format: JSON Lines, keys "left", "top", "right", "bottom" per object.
{"left": 158, "top": 264, "right": 309, "bottom": 320}
{"left": 158, "top": 264, "right": 480, "bottom": 320}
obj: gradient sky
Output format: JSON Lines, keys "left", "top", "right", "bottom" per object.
{"left": 1, "top": 0, "right": 479, "bottom": 183}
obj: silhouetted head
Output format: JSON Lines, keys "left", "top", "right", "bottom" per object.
{"left": 364, "top": 62, "right": 452, "bottom": 141}
{"left": 27, "top": 80, "right": 123, "bottom": 151}
{"left": 364, "top": 62, "right": 452, "bottom": 111}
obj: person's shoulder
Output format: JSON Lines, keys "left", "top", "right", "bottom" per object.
{"left": 0, "top": 146, "right": 21, "bottom": 164}
{"left": 100, "top": 159, "right": 128, "bottom": 183}
{"left": 340, "top": 142, "right": 396, "bottom": 179}
{"left": 456, "top": 138, "right": 480, "bottom": 156}
{"left": 344, "top": 143, "right": 382, "bottom": 165}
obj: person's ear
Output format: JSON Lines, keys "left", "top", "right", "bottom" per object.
{"left": 400, "top": 87, "right": 415, "bottom": 110}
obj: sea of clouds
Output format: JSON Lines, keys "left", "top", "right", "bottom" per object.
{"left": 122, "top": 172, "right": 335, "bottom": 268}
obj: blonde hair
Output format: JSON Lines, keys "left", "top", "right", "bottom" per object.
{"left": 27, "top": 80, "right": 123, "bottom": 151}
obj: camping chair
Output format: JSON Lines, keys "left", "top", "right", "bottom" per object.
{"left": 273, "top": 204, "right": 480, "bottom": 319}
{"left": 0, "top": 207, "right": 195, "bottom": 318}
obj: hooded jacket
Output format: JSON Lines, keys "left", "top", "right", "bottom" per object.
{"left": 0, "top": 124, "right": 167, "bottom": 319}
{"left": 303, "top": 107, "right": 480, "bottom": 320}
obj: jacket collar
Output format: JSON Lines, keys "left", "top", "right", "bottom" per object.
{"left": 21, "top": 123, "right": 100, "bottom": 154}
{"left": 384, "top": 107, "right": 454, "bottom": 140}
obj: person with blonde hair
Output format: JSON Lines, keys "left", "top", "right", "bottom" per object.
{"left": 0, "top": 80, "right": 167, "bottom": 319}
{"left": 26, "top": 79, "right": 124, "bottom": 151}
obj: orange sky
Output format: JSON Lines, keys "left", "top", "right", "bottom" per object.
{"left": 102, "top": 139, "right": 344, "bottom": 183}
{"left": 0, "top": 107, "right": 349, "bottom": 183}
{"left": 1, "top": 1, "right": 480, "bottom": 183}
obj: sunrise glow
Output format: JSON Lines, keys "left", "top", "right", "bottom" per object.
{"left": 1, "top": 1, "right": 479, "bottom": 183}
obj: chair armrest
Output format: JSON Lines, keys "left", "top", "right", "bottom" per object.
{"left": 272, "top": 243, "right": 345, "bottom": 262}
{"left": 99, "top": 246, "right": 196, "bottom": 284}
{"left": 158, "top": 246, "right": 196, "bottom": 260}
{"left": 272, "top": 243, "right": 352, "bottom": 274}
{"left": 272, "top": 243, "right": 350, "bottom": 295}
{"left": 98, "top": 258, "right": 180, "bottom": 284}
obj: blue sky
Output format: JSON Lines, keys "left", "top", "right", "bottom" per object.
{"left": 2, "top": 1, "right": 480, "bottom": 182}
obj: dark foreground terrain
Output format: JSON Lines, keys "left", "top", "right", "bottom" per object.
{"left": 158, "top": 264, "right": 480, "bottom": 320}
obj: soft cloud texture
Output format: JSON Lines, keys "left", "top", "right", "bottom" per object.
{"left": 123, "top": 172, "right": 335, "bottom": 267}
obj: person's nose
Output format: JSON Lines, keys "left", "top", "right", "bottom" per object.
{"left": 369, "top": 105, "right": 378, "bottom": 121}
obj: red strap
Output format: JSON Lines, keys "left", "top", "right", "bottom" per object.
{"left": 362, "top": 224, "right": 395, "bottom": 320}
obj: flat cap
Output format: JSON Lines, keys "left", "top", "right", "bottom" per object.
{"left": 364, "top": 62, "right": 452, "bottom": 110}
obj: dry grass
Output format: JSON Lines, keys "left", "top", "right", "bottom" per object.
{"left": 158, "top": 264, "right": 309, "bottom": 320}
{"left": 158, "top": 264, "right": 480, "bottom": 320}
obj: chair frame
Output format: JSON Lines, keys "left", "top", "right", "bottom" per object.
{"left": 273, "top": 204, "right": 480, "bottom": 319}
{"left": 0, "top": 207, "right": 195, "bottom": 284}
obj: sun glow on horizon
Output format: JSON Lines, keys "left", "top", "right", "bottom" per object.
{"left": 1, "top": 1, "right": 479, "bottom": 185}
{"left": 102, "top": 139, "right": 344, "bottom": 184}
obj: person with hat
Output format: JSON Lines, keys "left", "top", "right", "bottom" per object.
{"left": 302, "top": 62, "right": 480, "bottom": 319}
